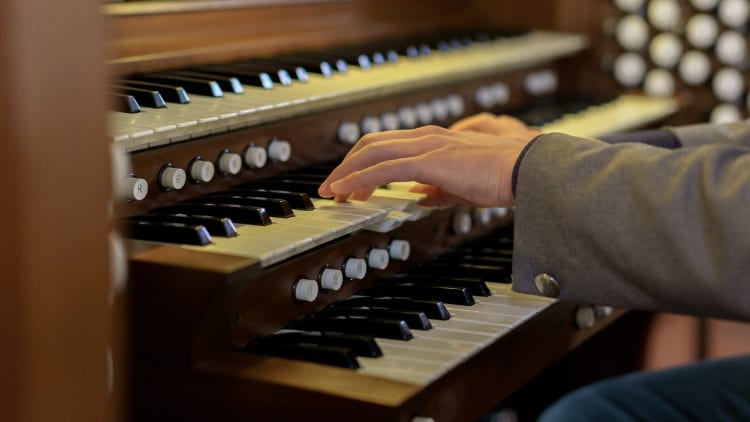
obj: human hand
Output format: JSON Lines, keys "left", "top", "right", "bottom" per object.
{"left": 318, "top": 117, "right": 540, "bottom": 207}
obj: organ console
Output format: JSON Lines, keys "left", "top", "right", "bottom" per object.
{"left": 6, "top": 0, "right": 715, "bottom": 421}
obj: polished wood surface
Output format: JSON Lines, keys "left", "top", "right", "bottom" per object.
{"left": 0, "top": 0, "right": 118, "bottom": 421}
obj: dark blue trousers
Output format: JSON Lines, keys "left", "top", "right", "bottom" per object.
{"left": 539, "top": 354, "right": 750, "bottom": 421}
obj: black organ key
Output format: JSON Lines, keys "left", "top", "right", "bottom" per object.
{"left": 336, "top": 297, "right": 451, "bottom": 320}
{"left": 156, "top": 203, "right": 272, "bottom": 226}
{"left": 190, "top": 65, "right": 275, "bottom": 90}
{"left": 110, "top": 85, "right": 166, "bottom": 108}
{"left": 192, "top": 194, "right": 294, "bottom": 218}
{"left": 252, "top": 332, "right": 382, "bottom": 358}
{"left": 228, "top": 63, "right": 295, "bottom": 86}
{"left": 132, "top": 213, "right": 237, "bottom": 237}
{"left": 243, "top": 342, "right": 360, "bottom": 369}
{"left": 162, "top": 69, "right": 244, "bottom": 94}
{"left": 120, "top": 80, "right": 191, "bottom": 104}
{"left": 123, "top": 219, "right": 212, "bottom": 246}
{"left": 133, "top": 73, "right": 224, "bottom": 97}
{"left": 267, "top": 55, "right": 335, "bottom": 78}
{"left": 225, "top": 188, "right": 314, "bottom": 210}
{"left": 111, "top": 93, "right": 141, "bottom": 113}
{"left": 358, "top": 284, "right": 475, "bottom": 306}
{"left": 291, "top": 52, "right": 349, "bottom": 74}
{"left": 411, "top": 262, "right": 512, "bottom": 283}
{"left": 233, "top": 60, "right": 309, "bottom": 84}
{"left": 389, "top": 275, "right": 491, "bottom": 297}
{"left": 315, "top": 307, "right": 432, "bottom": 331}
{"left": 244, "top": 179, "right": 323, "bottom": 198}
{"left": 433, "top": 254, "right": 512, "bottom": 268}
{"left": 288, "top": 316, "right": 413, "bottom": 341}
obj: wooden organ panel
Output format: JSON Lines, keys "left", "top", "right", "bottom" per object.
{"left": 99, "top": 1, "right": 682, "bottom": 421}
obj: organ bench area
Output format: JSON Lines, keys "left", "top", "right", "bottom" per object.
{"left": 108, "top": 2, "right": 679, "bottom": 421}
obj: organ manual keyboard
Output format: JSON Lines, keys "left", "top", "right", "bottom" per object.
{"left": 113, "top": 16, "right": 679, "bottom": 422}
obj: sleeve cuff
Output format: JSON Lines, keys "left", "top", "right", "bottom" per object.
{"left": 511, "top": 134, "right": 545, "bottom": 197}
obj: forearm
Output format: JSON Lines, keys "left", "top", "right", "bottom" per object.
{"left": 511, "top": 133, "right": 750, "bottom": 321}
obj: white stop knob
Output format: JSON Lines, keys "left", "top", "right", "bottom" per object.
{"left": 159, "top": 167, "right": 186, "bottom": 190}
{"left": 692, "top": 0, "right": 719, "bottom": 10}
{"left": 367, "top": 248, "right": 390, "bottom": 270}
{"left": 686, "top": 14, "right": 719, "bottom": 49}
{"left": 123, "top": 177, "right": 148, "bottom": 201}
{"left": 713, "top": 67, "right": 745, "bottom": 102}
{"left": 319, "top": 268, "right": 343, "bottom": 291}
{"left": 679, "top": 50, "right": 712, "bottom": 85}
{"left": 189, "top": 159, "right": 215, "bottom": 183}
{"left": 415, "top": 102, "right": 433, "bottom": 125}
{"left": 294, "top": 279, "right": 319, "bottom": 302}
{"left": 719, "top": 0, "right": 750, "bottom": 28}
{"left": 614, "top": 0, "right": 645, "bottom": 12}
{"left": 710, "top": 103, "right": 742, "bottom": 123}
{"left": 446, "top": 94, "right": 465, "bottom": 117}
{"left": 452, "top": 212, "right": 472, "bottom": 235}
{"left": 649, "top": 33, "right": 682, "bottom": 68}
{"left": 430, "top": 98, "right": 450, "bottom": 121}
{"left": 343, "top": 258, "right": 367, "bottom": 280}
{"left": 615, "top": 14, "right": 650, "bottom": 51}
{"left": 575, "top": 306, "right": 597, "bottom": 329}
{"left": 338, "top": 120, "right": 361, "bottom": 144}
{"left": 267, "top": 139, "right": 291, "bottom": 162}
{"left": 648, "top": 0, "right": 681, "bottom": 31}
{"left": 381, "top": 112, "right": 400, "bottom": 131}
{"left": 244, "top": 145, "right": 268, "bottom": 168}
{"left": 218, "top": 152, "right": 243, "bottom": 175}
{"left": 614, "top": 52, "right": 646, "bottom": 87}
{"left": 361, "top": 116, "right": 382, "bottom": 134}
{"left": 397, "top": 106, "right": 419, "bottom": 128}
{"left": 715, "top": 31, "right": 747, "bottom": 66}
{"left": 388, "top": 239, "right": 411, "bottom": 261}
{"left": 644, "top": 69, "right": 675, "bottom": 97}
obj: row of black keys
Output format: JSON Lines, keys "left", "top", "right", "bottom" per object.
{"left": 124, "top": 163, "right": 347, "bottom": 245}
{"left": 242, "top": 229, "right": 514, "bottom": 368}
{"left": 111, "top": 30, "right": 527, "bottom": 113}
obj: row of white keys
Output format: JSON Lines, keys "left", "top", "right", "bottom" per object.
{"left": 178, "top": 194, "right": 415, "bottom": 266}
{"left": 540, "top": 94, "right": 679, "bottom": 138}
{"left": 355, "top": 283, "right": 553, "bottom": 385}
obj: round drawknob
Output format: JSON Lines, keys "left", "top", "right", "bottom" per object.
{"left": 294, "top": 279, "right": 319, "bottom": 302}
{"left": 615, "top": 14, "right": 650, "bottom": 51}
{"left": 267, "top": 139, "right": 291, "bottom": 162}
{"left": 319, "top": 268, "right": 343, "bottom": 291}
{"left": 719, "top": 0, "right": 750, "bottom": 28}
{"left": 452, "top": 211, "right": 472, "bottom": 235}
{"left": 712, "top": 67, "right": 745, "bottom": 102}
{"left": 123, "top": 177, "right": 148, "bottom": 201}
{"left": 338, "top": 120, "right": 361, "bottom": 144}
{"left": 644, "top": 69, "right": 675, "bottom": 97}
{"left": 614, "top": 0, "right": 645, "bottom": 12}
{"left": 446, "top": 94, "right": 465, "bottom": 118}
{"left": 679, "top": 50, "right": 712, "bottom": 85}
{"left": 218, "top": 152, "right": 243, "bottom": 175}
{"left": 475, "top": 86, "right": 496, "bottom": 109}
{"left": 710, "top": 103, "right": 742, "bottom": 123}
{"left": 430, "top": 98, "right": 450, "bottom": 121}
{"left": 189, "top": 159, "right": 215, "bottom": 183}
{"left": 343, "top": 257, "right": 367, "bottom": 279}
{"left": 614, "top": 52, "right": 646, "bottom": 87}
{"left": 243, "top": 145, "right": 268, "bottom": 168}
{"left": 473, "top": 208, "right": 493, "bottom": 226}
{"left": 649, "top": 33, "right": 682, "bottom": 68}
{"left": 415, "top": 102, "right": 433, "bottom": 125}
{"left": 159, "top": 166, "right": 186, "bottom": 190}
{"left": 686, "top": 14, "right": 719, "bottom": 49}
{"left": 388, "top": 239, "right": 411, "bottom": 261}
{"left": 361, "top": 116, "right": 382, "bottom": 134}
{"left": 367, "top": 248, "right": 390, "bottom": 270}
{"left": 648, "top": 0, "right": 681, "bottom": 31}
{"left": 715, "top": 31, "right": 747, "bottom": 66}
{"left": 381, "top": 112, "right": 400, "bottom": 131}
{"left": 691, "top": 0, "right": 719, "bottom": 10}
{"left": 397, "top": 106, "right": 418, "bottom": 128}
{"left": 525, "top": 70, "right": 558, "bottom": 96}
{"left": 575, "top": 306, "right": 597, "bottom": 329}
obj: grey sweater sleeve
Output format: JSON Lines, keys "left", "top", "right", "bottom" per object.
{"left": 511, "top": 132, "right": 750, "bottom": 321}
{"left": 668, "top": 119, "right": 750, "bottom": 147}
